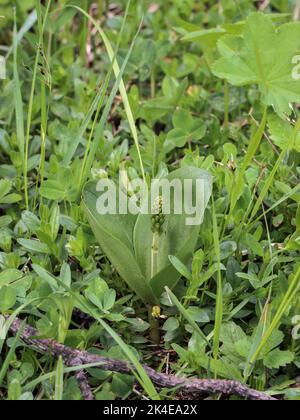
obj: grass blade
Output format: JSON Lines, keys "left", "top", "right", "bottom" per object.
{"left": 165, "top": 286, "right": 210, "bottom": 347}
{"left": 6, "top": 10, "right": 37, "bottom": 59}
{"left": 0, "top": 320, "right": 26, "bottom": 387}
{"left": 78, "top": 0, "right": 133, "bottom": 188}
{"left": 230, "top": 108, "right": 267, "bottom": 214}
{"left": 13, "top": 10, "right": 25, "bottom": 159}
{"left": 24, "top": 363, "right": 106, "bottom": 392}
{"left": 33, "top": 0, "right": 52, "bottom": 209}
{"left": 249, "top": 183, "right": 300, "bottom": 228}
{"left": 62, "top": 1, "right": 130, "bottom": 168}
{"left": 53, "top": 276, "right": 160, "bottom": 400}
{"left": 212, "top": 197, "right": 223, "bottom": 360}
{"left": 66, "top": 4, "right": 146, "bottom": 181}
{"left": 80, "top": 21, "right": 142, "bottom": 188}
{"left": 54, "top": 356, "right": 64, "bottom": 400}
{"left": 250, "top": 115, "right": 300, "bottom": 219}
{"left": 63, "top": 79, "right": 110, "bottom": 167}
{"left": 248, "top": 265, "right": 300, "bottom": 372}
{"left": 23, "top": 1, "right": 52, "bottom": 208}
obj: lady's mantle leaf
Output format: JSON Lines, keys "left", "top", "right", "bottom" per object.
{"left": 268, "top": 113, "right": 300, "bottom": 152}
{"left": 212, "top": 13, "right": 300, "bottom": 116}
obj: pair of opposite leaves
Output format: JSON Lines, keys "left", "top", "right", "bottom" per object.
{"left": 82, "top": 167, "right": 212, "bottom": 305}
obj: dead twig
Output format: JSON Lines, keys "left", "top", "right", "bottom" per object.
{"left": 70, "top": 355, "right": 94, "bottom": 400}
{"left": 294, "top": 0, "right": 300, "bottom": 20}
{"left": 5, "top": 316, "right": 277, "bottom": 401}
{"left": 258, "top": 0, "right": 270, "bottom": 11}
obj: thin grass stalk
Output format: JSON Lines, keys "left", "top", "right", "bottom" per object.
{"left": 13, "top": 9, "right": 25, "bottom": 160}
{"left": 80, "top": 0, "right": 88, "bottom": 64}
{"left": 34, "top": 0, "right": 52, "bottom": 209}
{"left": 78, "top": 0, "right": 132, "bottom": 189}
{"left": 248, "top": 265, "right": 300, "bottom": 371}
{"left": 229, "top": 107, "right": 267, "bottom": 216}
{"left": 224, "top": 80, "right": 229, "bottom": 127}
{"left": 249, "top": 183, "right": 300, "bottom": 229}
{"left": 0, "top": 320, "right": 26, "bottom": 387}
{"left": 250, "top": 115, "right": 300, "bottom": 220}
{"left": 62, "top": 77, "right": 112, "bottom": 167}
{"left": 80, "top": 20, "right": 143, "bottom": 187}
{"left": 54, "top": 356, "right": 64, "bottom": 400}
{"left": 212, "top": 197, "right": 223, "bottom": 361}
{"left": 67, "top": 4, "right": 146, "bottom": 182}
{"left": 61, "top": 1, "right": 129, "bottom": 169}
{"left": 23, "top": 0, "right": 51, "bottom": 209}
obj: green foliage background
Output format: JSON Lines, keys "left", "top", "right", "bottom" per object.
{"left": 0, "top": 0, "right": 299, "bottom": 401}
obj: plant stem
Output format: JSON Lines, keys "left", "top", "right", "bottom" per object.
{"left": 224, "top": 107, "right": 267, "bottom": 230}
{"left": 24, "top": 0, "right": 52, "bottom": 210}
{"left": 80, "top": 0, "right": 88, "bottom": 65}
{"left": 34, "top": 0, "right": 52, "bottom": 210}
{"left": 212, "top": 197, "right": 223, "bottom": 361}
{"left": 151, "top": 66, "right": 156, "bottom": 98}
{"left": 250, "top": 114, "right": 300, "bottom": 219}
{"left": 151, "top": 231, "right": 159, "bottom": 279}
{"left": 224, "top": 80, "right": 229, "bottom": 127}
{"left": 148, "top": 307, "right": 160, "bottom": 345}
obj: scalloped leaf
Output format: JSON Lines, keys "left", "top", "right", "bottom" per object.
{"left": 212, "top": 13, "right": 300, "bottom": 116}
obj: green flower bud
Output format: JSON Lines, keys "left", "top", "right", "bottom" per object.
{"left": 151, "top": 196, "right": 165, "bottom": 234}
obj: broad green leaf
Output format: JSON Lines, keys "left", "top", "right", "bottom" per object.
{"left": 17, "top": 238, "right": 50, "bottom": 254}
{"left": 187, "top": 308, "right": 210, "bottom": 324}
{"left": 0, "top": 269, "right": 31, "bottom": 298}
{"left": 83, "top": 167, "right": 212, "bottom": 304}
{"left": 220, "top": 322, "right": 247, "bottom": 355}
{"left": 173, "top": 109, "right": 194, "bottom": 131}
{"left": 134, "top": 167, "right": 212, "bottom": 298}
{"left": 39, "top": 180, "right": 68, "bottom": 201}
{"left": 212, "top": 13, "right": 300, "bottom": 116}
{"left": 82, "top": 182, "right": 158, "bottom": 304}
{"left": 0, "top": 269, "right": 22, "bottom": 287}
{"left": 0, "top": 216, "right": 12, "bottom": 229}
{"left": 0, "top": 286, "right": 17, "bottom": 311}
{"left": 32, "top": 264, "right": 59, "bottom": 291}
{"left": 60, "top": 263, "right": 71, "bottom": 289}
{"left": 0, "top": 179, "right": 12, "bottom": 199}
{"left": 103, "top": 289, "right": 116, "bottom": 311}
{"left": 168, "top": 255, "right": 192, "bottom": 282}
{"left": 220, "top": 240, "right": 237, "bottom": 260}
{"left": 0, "top": 193, "right": 22, "bottom": 204}
{"left": 183, "top": 27, "right": 227, "bottom": 47}
{"left": 141, "top": 97, "right": 174, "bottom": 122}
{"left": 162, "top": 317, "right": 179, "bottom": 332}
{"left": 21, "top": 211, "right": 41, "bottom": 232}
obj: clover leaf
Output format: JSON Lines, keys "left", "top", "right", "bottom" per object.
{"left": 164, "top": 109, "right": 206, "bottom": 153}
